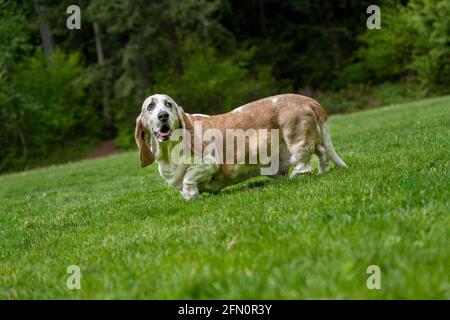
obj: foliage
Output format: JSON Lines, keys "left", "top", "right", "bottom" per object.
{"left": 355, "top": 0, "right": 450, "bottom": 91}
{"left": 0, "top": 0, "right": 31, "bottom": 68}
{"left": 409, "top": 0, "right": 450, "bottom": 90}
{"left": 1, "top": 97, "right": 449, "bottom": 298}
{"left": 0, "top": 50, "right": 98, "bottom": 172}
{"left": 0, "top": 0, "right": 449, "bottom": 172}
{"left": 316, "top": 81, "right": 429, "bottom": 114}
{"left": 153, "top": 47, "right": 279, "bottom": 114}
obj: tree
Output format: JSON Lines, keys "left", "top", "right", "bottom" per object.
{"left": 34, "top": 0, "right": 55, "bottom": 58}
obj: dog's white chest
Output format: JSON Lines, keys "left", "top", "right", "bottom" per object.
{"left": 158, "top": 161, "right": 187, "bottom": 190}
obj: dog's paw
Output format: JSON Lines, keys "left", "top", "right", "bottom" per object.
{"left": 181, "top": 190, "right": 201, "bottom": 201}
{"left": 289, "top": 163, "right": 313, "bottom": 178}
{"left": 183, "top": 193, "right": 201, "bottom": 201}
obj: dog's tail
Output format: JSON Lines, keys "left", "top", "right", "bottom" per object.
{"left": 319, "top": 122, "right": 348, "bottom": 168}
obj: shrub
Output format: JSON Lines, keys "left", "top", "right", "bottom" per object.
{"left": 354, "top": 0, "right": 449, "bottom": 92}
{"left": 152, "top": 47, "right": 279, "bottom": 113}
{"left": 316, "top": 81, "right": 428, "bottom": 114}
{"left": 0, "top": 50, "right": 99, "bottom": 172}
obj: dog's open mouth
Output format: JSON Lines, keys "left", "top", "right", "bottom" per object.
{"left": 154, "top": 124, "right": 172, "bottom": 141}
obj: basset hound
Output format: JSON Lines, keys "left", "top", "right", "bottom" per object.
{"left": 135, "top": 94, "right": 347, "bottom": 200}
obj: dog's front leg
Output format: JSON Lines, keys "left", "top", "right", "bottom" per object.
{"left": 182, "top": 161, "right": 218, "bottom": 201}
{"left": 181, "top": 182, "right": 201, "bottom": 201}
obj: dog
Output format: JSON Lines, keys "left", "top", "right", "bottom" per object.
{"left": 135, "top": 93, "right": 347, "bottom": 200}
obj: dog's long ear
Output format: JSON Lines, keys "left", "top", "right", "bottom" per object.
{"left": 175, "top": 104, "right": 204, "bottom": 156}
{"left": 175, "top": 105, "right": 190, "bottom": 131}
{"left": 135, "top": 116, "right": 155, "bottom": 167}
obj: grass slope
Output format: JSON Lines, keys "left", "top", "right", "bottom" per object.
{"left": 1, "top": 96, "right": 449, "bottom": 299}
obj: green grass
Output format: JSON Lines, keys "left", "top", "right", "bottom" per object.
{"left": 1, "top": 96, "right": 449, "bottom": 299}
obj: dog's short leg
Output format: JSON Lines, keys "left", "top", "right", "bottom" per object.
{"left": 182, "top": 160, "right": 218, "bottom": 200}
{"left": 282, "top": 116, "right": 316, "bottom": 179}
{"left": 290, "top": 161, "right": 313, "bottom": 178}
{"left": 182, "top": 183, "right": 201, "bottom": 200}
{"left": 288, "top": 141, "right": 314, "bottom": 178}
{"left": 315, "top": 144, "right": 329, "bottom": 174}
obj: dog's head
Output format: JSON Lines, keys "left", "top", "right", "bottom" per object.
{"left": 135, "top": 94, "right": 187, "bottom": 167}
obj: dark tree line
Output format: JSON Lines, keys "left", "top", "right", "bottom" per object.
{"left": 0, "top": 0, "right": 448, "bottom": 172}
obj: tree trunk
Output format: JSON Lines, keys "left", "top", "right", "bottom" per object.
{"left": 258, "top": 0, "right": 268, "bottom": 36}
{"left": 93, "top": 22, "right": 114, "bottom": 134}
{"left": 34, "top": 0, "right": 54, "bottom": 58}
{"left": 165, "top": 23, "right": 183, "bottom": 75}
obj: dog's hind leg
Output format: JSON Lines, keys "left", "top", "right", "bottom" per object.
{"left": 283, "top": 119, "right": 316, "bottom": 178}
{"left": 289, "top": 145, "right": 314, "bottom": 178}
{"left": 315, "top": 144, "right": 329, "bottom": 174}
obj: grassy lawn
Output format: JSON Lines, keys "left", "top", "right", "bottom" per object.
{"left": 0, "top": 96, "right": 449, "bottom": 299}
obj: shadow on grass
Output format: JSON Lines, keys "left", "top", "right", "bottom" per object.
{"left": 217, "top": 170, "right": 330, "bottom": 197}
{"left": 220, "top": 176, "right": 287, "bottom": 196}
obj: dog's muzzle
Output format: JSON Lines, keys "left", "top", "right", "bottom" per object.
{"left": 154, "top": 123, "right": 172, "bottom": 141}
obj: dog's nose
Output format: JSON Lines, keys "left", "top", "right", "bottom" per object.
{"left": 158, "top": 111, "right": 169, "bottom": 122}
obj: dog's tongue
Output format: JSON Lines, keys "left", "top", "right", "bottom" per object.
{"left": 159, "top": 131, "right": 170, "bottom": 138}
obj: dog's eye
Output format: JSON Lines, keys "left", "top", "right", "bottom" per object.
{"left": 147, "top": 102, "right": 155, "bottom": 111}
{"left": 165, "top": 101, "right": 173, "bottom": 108}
